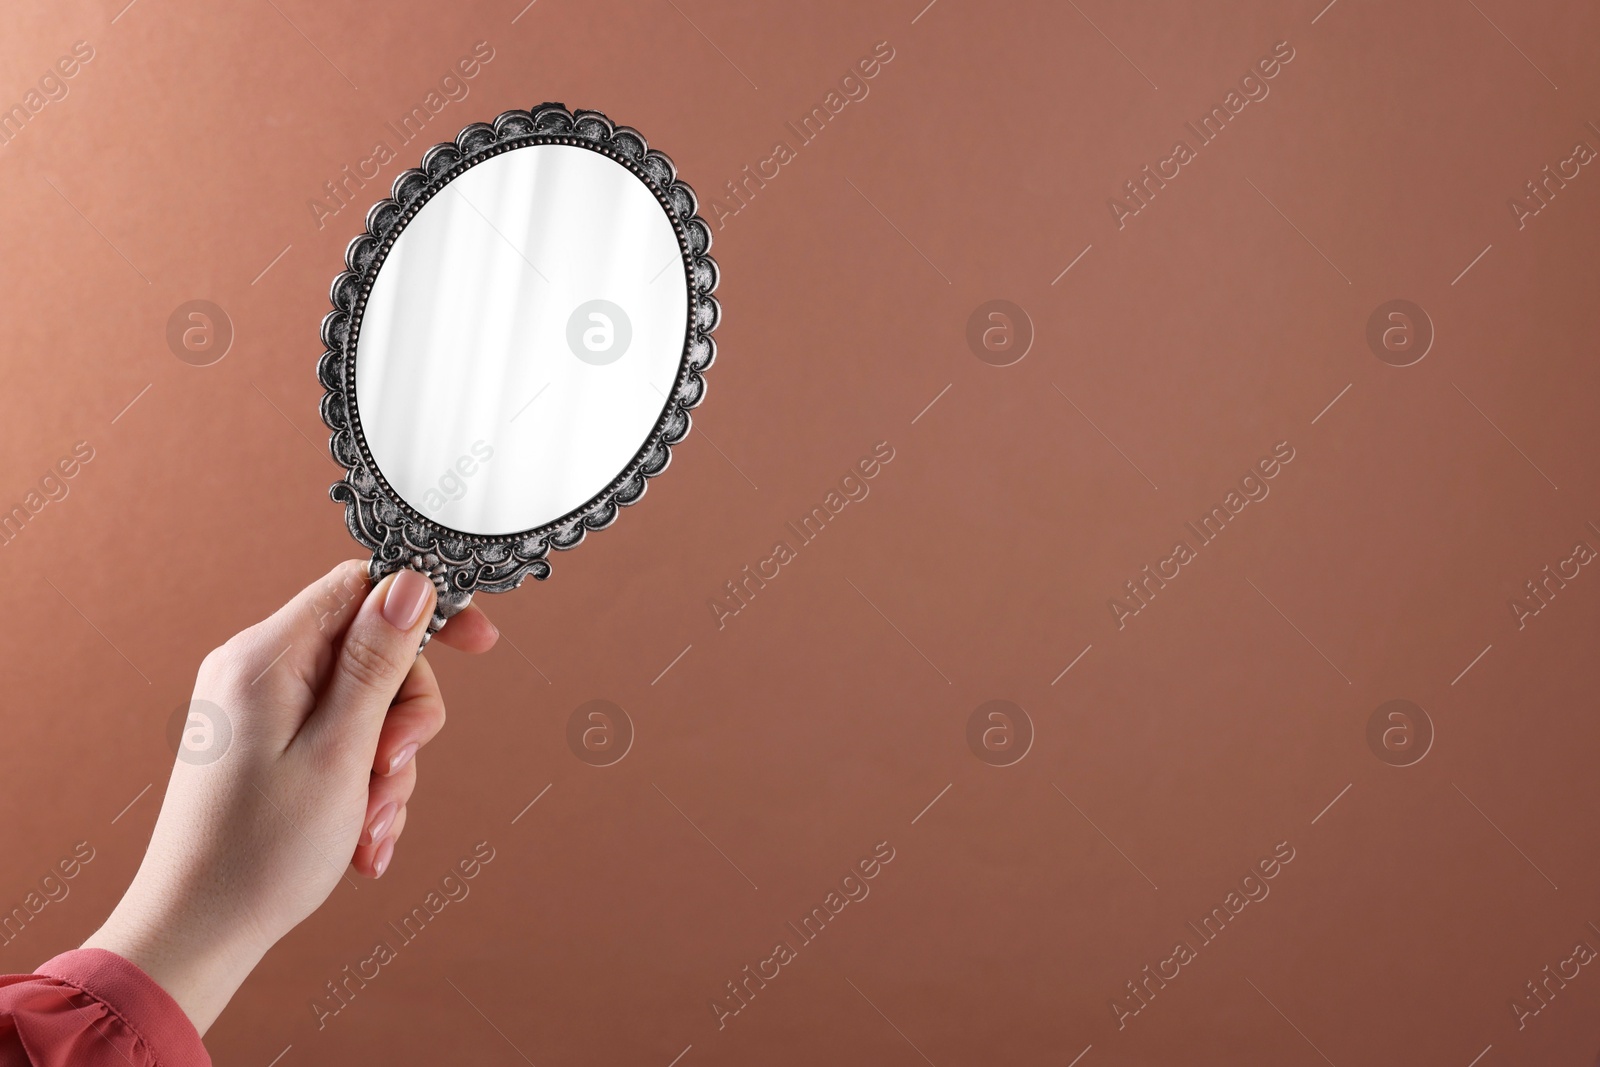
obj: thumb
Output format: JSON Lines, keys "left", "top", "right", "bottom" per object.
{"left": 294, "top": 567, "right": 436, "bottom": 769}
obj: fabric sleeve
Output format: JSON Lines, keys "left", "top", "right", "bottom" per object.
{"left": 0, "top": 949, "right": 209, "bottom": 1067}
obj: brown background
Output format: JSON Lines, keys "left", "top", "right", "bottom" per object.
{"left": 2, "top": 0, "right": 1599, "bottom": 1063}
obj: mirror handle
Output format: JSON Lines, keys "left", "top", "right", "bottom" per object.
{"left": 369, "top": 554, "right": 472, "bottom": 653}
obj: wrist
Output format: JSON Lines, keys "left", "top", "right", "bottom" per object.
{"left": 82, "top": 893, "right": 273, "bottom": 1035}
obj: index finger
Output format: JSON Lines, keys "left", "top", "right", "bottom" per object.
{"left": 430, "top": 602, "right": 499, "bottom": 653}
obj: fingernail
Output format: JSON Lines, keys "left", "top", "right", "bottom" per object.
{"left": 382, "top": 569, "right": 433, "bottom": 631}
{"left": 362, "top": 802, "right": 397, "bottom": 846}
{"left": 373, "top": 837, "right": 395, "bottom": 878}
{"left": 387, "top": 742, "right": 418, "bottom": 775}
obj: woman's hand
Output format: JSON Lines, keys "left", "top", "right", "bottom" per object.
{"left": 81, "top": 560, "right": 498, "bottom": 1035}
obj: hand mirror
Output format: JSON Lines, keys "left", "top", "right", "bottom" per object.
{"left": 318, "top": 104, "right": 719, "bottom": 644}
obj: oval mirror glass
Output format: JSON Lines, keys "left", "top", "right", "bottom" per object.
{"left": 354, "top": 143, "right": 690, "bottom": 536}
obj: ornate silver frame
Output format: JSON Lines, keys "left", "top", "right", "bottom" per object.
{"left": 318, "top": 103, "right": 720, "bottom": 639}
